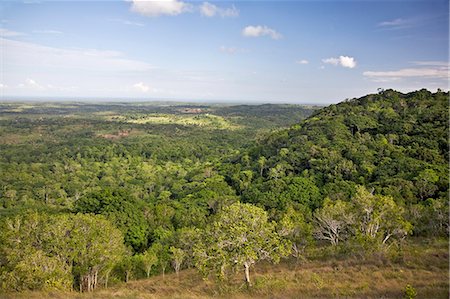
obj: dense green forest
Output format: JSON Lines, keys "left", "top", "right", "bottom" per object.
{"left": 0, "top": 90, "right": 448, "bottom": 297}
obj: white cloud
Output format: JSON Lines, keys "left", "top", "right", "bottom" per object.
{"left": 296, "top": 59, "right": 309, "bottom": 65}
{"left": 219, "top": 46, "right": 248, "bottom": 55}
{"left": 130, "top": 0, "right": 191, "bottom": 17}
{"left": 133, "top": 82, "right": 150, "bottom": 92}
{"left": 200, "top": 2, "right": 239, "bottom": 18}
{"left": 18, "top": 79, "right": 45, "bottom": 90}
{"left": 16, "top": 79, "right": 78, "bottom": 92}
{"left": 322, "top": 57, "right": 339, "bottom": 66}
{"left": 363, "top": 65, "right": 449, "bottom": 82}
{"left": 32, "top": 30, "right": 63, "bottom": 34}
{"left": 322, "top": 55, "right": 357, "bottom": 68}
{"left": 377, "top": 18, "right": 413, "bottom": 30}
{"left": 340, "top": 56, "right": 357, "bottom": 68}
{"left": 242, "top": 25, "right": 282, "bottom": 40}
{"left": 220, "top": 46, "right": 237, "bottom": 54}
{"left": 200, "top": 2, "right": 217, "bottom": 17}
{"left": 109, "top": 18, "right": 145, "bottom": 27}
{"left": 378, "top": 18, "right": 406, "bottom": 27}
{"left": 0, "top": 83, "right": 7, "bottom": 88}
{"left": 1, "top": 38, "right": 153, "bottom": 73}
{"left": 411, "top": 61, "right": 449, "bottom": 67}
{"left": 0, "top": 28, "right": 25, "bottom": 37}
{"left": 122, "top": 20, "right": 145, "bottom": 27}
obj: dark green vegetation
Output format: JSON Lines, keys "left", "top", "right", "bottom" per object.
{"left": 0, "top": 89, "right": 448, "bottom": 298}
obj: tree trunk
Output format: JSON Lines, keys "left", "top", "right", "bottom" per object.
{"left": 105, "top": 272, "right": 110, "bottom": 288}
{"left": 244, "top": 263, "right": 251, "bottom": 287}
{"left": 94, "top": 270, "right": 98, "bottom": 290}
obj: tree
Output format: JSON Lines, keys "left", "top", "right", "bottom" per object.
{"left": 257, "top": 156, "right": 267, "bottom": 177}
{"left": 0, "top": 250, "right": 72, "bottom": 291}
{"left": 49, "top": 214, "right": 126, "bottom": 292}
{"left": 0, "top": 212, "right": 126, "bottom": 292}
{"left": 313, "top": 198, "right": 354, "bottom": 246}
{"left": 140, "top": 249, "right": 158, "bottom": 278}
{"left": 194, "top": 202, "right": 290, "bottom": 286}
{"left": 414, "top": 169, "right": 439, "bottom": 200}
{"left": 174, "top": 227, "right": 202, "bottom": 268}
{"left": 74, "top": 189, "right": 149, "bottom": 252}
{"left": 118, "top": 254, "right": 137, "bottom": 283}
{"left": 0, "top": 212, "right": 73, "bottom": 291}
{"left": 150, "top": 242, "right": 171, "bottom": 278}
{"left": 170, "top": 247, "right": 185, "bottom": 276}
{"left": 278, "top": 205, "right": 314, "bottom": 261}
{"left": 351, "top": 186, "right": 412, "bottom": 246}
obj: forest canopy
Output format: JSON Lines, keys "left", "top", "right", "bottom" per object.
{"left": 0, "top": 89, "right": 448, "bottom": 293}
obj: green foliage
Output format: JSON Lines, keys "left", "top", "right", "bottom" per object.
{"left": 408, "top": 198, "right": 449, "bottom": 237}
{"left": 149, "top": 242, "right": 171, "bottom": 277}
{"left": 351, "top": 186, "right": 412, "bottom": 248}
{"left": 404, "top": 284, "right": 417, "bottom": 299}
{"left": 278, "top": 205, "right": 314, "bottom": 259}
{"left": 139, "top": 249, "right": 158, "bottom": 278}
{"left": 0, "top": 212, "right": 126, "bottom": 292}
{"left": 74, "top": 189, "right": 149, "bottom": 252}
{"left": 117, "top": 254, "right": 139, "bottom": 282}
{"left": 0, "top": 91, "right": 447, "bottom": 292}
{"left": 193, "top": 202, "right": 291, "bottom": 285}
{"left": 0, "top": 249, "right": 72, "bottom": 291}
{"left": 313, "top": 198, "right": 354, "bottom": 246}
{"left": 170, "top": 247, "right": 186, "bottom": 275}
{"left": 242, "top": 89, "right": 448, "bottom": 219}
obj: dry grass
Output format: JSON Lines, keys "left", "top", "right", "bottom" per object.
{"left": 2, "top": 238, "right": 448, "bottom": 299}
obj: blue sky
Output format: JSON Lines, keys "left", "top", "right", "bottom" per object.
{"left": 0, "top": 0, "right": 448, "bottom": 103}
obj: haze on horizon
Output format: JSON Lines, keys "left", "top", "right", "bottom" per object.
{"left": 0, "top": 0, "right": 448, "bottom": 104}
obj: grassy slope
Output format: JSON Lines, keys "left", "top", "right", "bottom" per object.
{"left": 3, "top": 238, "right": 447, "bottom": 299}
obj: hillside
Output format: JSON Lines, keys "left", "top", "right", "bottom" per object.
{"left": 0, "top": 90, "right": 448, "bottom": 297}
{"left": 225, "top": 89, "right": 448, "bottom": 236}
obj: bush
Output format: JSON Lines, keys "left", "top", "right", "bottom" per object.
{"left": 404, "top": 284, "right": 417, "bottom": 299}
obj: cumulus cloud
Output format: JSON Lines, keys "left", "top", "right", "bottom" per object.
{"left": 129, "top": 0, "right": 191, "bottom": 17}
{"left": 242, "top": 25, "right": 282, "bottom": 40}
{"left": 200, "top": 2, "right": 239, "bottom": 18}
{"left": 296, "top": 59, "right": 309, "bottom": 65}
{"left": 133, "top": 82, "right": 150, "bottom": 92}
{"left": 0, "top": 28, "right": 25, "bottom": 37}
{"left": 322, "top": 56, "right": 357, "bottom": 68}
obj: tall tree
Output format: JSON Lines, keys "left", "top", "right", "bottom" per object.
{"left": 313, "top": 198, "right": 354, "bottom": 246}
{"left": 194, "top": 202, "right": 290, "bottom": 286}
{"left": 351, "top": 186, "right": 412, "bottom": 246}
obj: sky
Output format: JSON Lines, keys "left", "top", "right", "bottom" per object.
{"left": 0, "top": 0, "right": 448, "bottom": 104}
